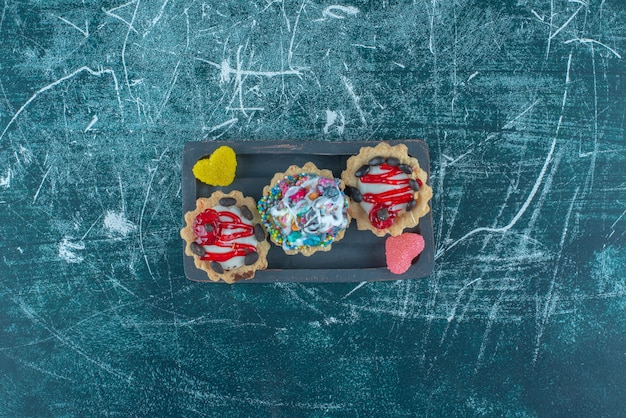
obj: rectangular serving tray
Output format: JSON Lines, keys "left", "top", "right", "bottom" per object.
{"left": 182, "top": 140, "right": 434, "bottom": 283}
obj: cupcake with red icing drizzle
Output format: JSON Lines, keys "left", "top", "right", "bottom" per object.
{"left": 258, "top": 162, "right": 350, "bottom": 256}
{"left": 180, "top": 191, "right": 269, "bottom": 283}
{"left": 341, "top": 142, "right": 432, "bottom": 237}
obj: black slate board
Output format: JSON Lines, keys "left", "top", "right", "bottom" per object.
{"left": 182, "top": 140, "right": 434, "bottom": 282}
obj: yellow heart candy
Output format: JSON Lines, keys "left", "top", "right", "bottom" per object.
{"left": 192, "top": 146, "right": 237, "bottom": 186}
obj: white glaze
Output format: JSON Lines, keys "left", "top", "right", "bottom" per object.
{"left": 201, "top": 205, "right": 258, "bottom": 270}
{"left": 357, "top": 165, "right": 411, "bottom": 216}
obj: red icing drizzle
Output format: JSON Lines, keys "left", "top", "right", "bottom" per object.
{"left": 193, "top": 208, "right": 255, "bottom": 262}
{"left": 359, "top": 163, "right": 414, "bottom": 229}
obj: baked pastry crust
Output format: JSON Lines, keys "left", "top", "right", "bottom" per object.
{"left": 341, "top": 142, "right": 433, "bottom": 237}
{"left": 180, "top": 190, "right": 269, "bottom": 283}
{"left": 261, "top": 162, "right": 350, "bottom": 256}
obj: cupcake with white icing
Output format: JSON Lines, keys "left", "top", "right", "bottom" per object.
{"left": 180, "top": 191, "right": 270, "bottom": 283}
{"left": 258, "top": 162, "right": 350, "bottom": 256}
{"left": 341, "top": 142, "right": 432, "bottom": 237}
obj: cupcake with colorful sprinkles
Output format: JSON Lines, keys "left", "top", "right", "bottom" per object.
{"left": 180, "top": 190, "right": 270, "bottom": 283}
{"left": 258, "top": 162, "right": 350, "bottom": 256}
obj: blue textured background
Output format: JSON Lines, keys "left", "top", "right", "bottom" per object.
{"left": 1, "top": 0, "right": 625, "bottom": 416}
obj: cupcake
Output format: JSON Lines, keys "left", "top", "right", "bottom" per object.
{"left": 180, "top": 191, "right": 270, "bottom": 283}
{"left": 257, "top": 162, "right": 350, "bottom": 256}
{"left": 341, "top": 142, "right": 432, "bottom": 237}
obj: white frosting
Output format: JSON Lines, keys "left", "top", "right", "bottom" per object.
{"left": 358, "top": 165, "right": 411, "bottom": 216}
{"left": 201, "top": 205, "right": 257, "bottom": 270}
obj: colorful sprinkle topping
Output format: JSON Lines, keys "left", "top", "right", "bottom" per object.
{"left": 258, "top": 174, "right": 349, "bottom": 251}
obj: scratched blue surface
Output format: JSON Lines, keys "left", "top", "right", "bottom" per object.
{"left": 1, "top": 0, "right": 625, "bottom": 416}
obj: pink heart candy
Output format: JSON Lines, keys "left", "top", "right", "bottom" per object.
{"left": 385, "top": 233, "right": 425, "bottom": 274}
